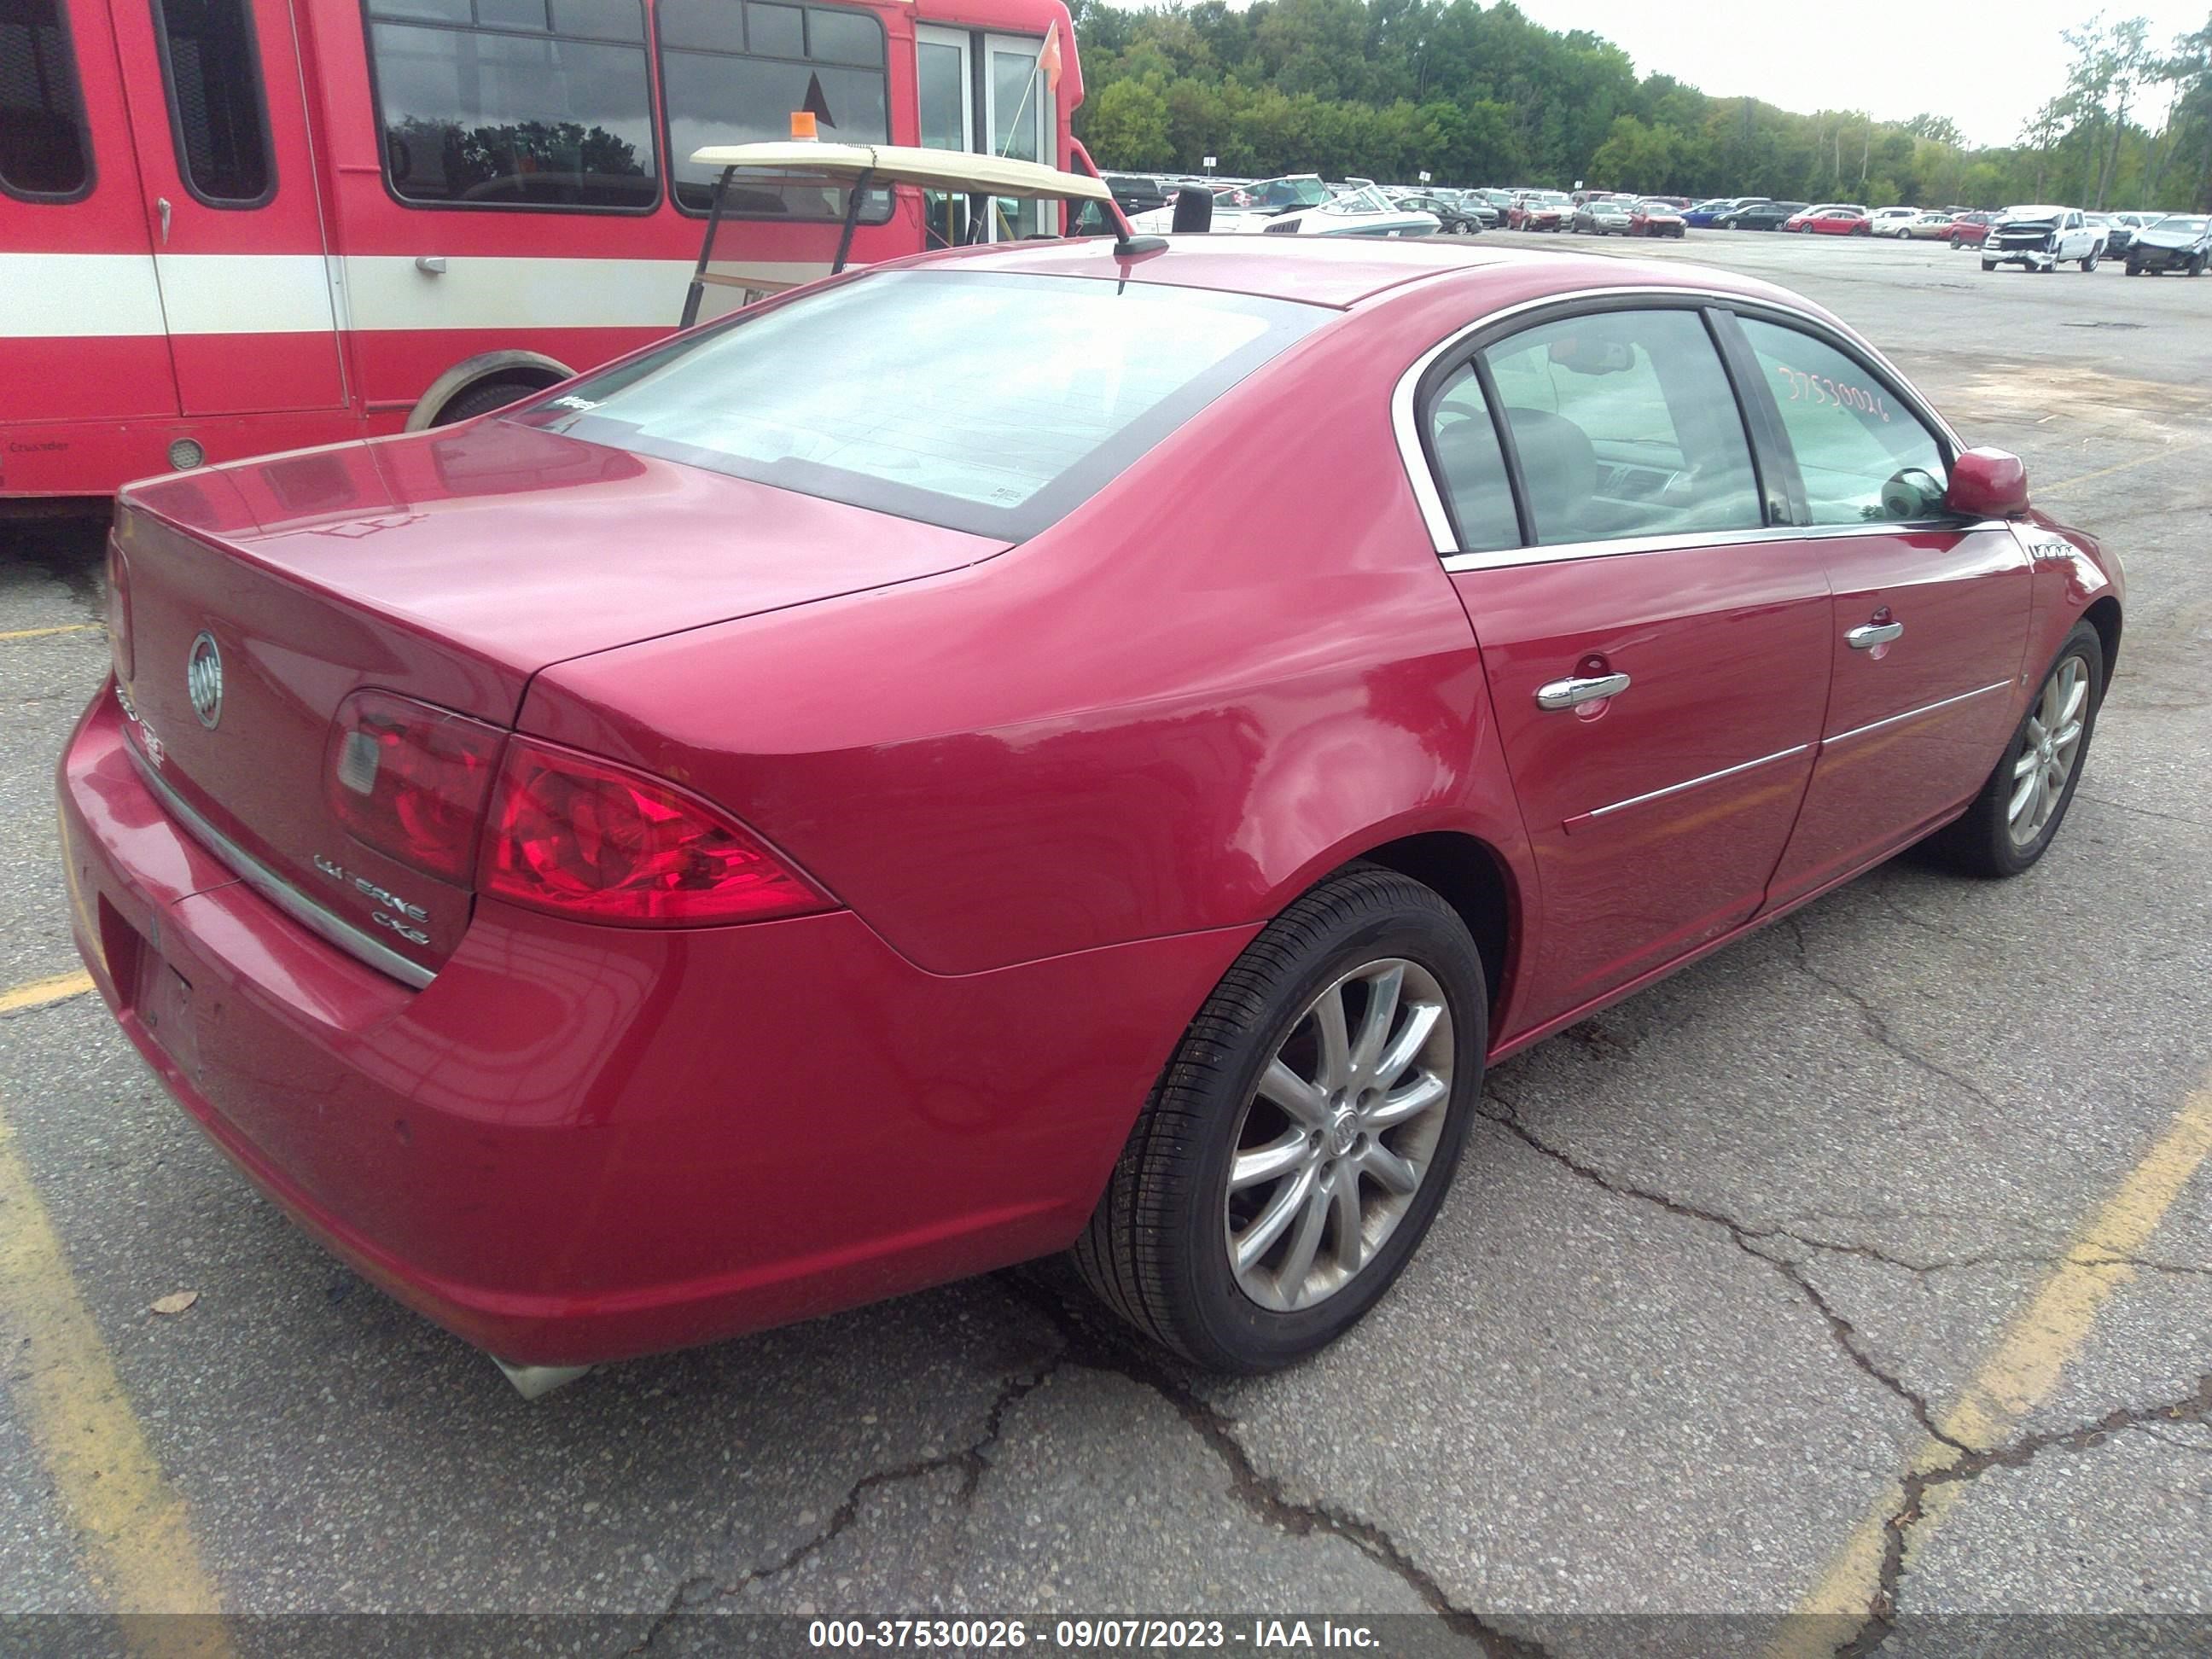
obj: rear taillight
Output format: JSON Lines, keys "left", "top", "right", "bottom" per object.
{"left": 479, "top": 739, "right": 832, "bottom": 927}
{"left": 325, "top": 690, "right": 504, "bottom": 882}
{"left": 107, "top": 535, "right": 133, "bottom": 681}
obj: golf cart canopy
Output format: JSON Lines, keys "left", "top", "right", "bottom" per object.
{"left": 679, "top": 141, "right": 1121, "bottom": 326}
{"left": 689, "top": 141, "right": 1115, "bottom": 202}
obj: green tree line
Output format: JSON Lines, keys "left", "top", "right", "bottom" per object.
{"left": 1070, "top": 0, "right": 2212, "bottom": 212}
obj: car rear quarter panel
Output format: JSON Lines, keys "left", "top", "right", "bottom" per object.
{"left": 518, "top": 301, "right": 1539, "bottom": 980}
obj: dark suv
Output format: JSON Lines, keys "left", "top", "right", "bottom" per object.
{"left": 1719, "top": 201, "right": 1807, "bottom": 231}
{"left": 1103, "top": 174, "right": 1167, "bottom": 216}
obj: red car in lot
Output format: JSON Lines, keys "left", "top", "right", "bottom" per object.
{"left": 1507, "top": 191, "right": 1574, "bottom": 230}
{"left": 1948, "top": 211, "right": 1999, "bottom": 248}
{"left": 1628, "top": 200, "right": 1688, "bottom": 238}
{"left": 61, "top": 238, "right": 2122, "bottom": 1388}
{"left": 1785, "top": 204, "right": 1874, "bottom": 235}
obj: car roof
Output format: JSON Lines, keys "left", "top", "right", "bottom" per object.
{"left": 884, "top": 236, "right": 1818, "bottom": 315}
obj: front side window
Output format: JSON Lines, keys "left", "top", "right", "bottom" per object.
{"left": 1479, "top": 309, "right": 1763, "bottom": 546}
{"left": 521, "top": 271, "right": 1326, "bottom": 538}
{"left": 0, "top": 0, "right": 91, "bottom": 199}
{"left": 154, "top": 0, "right": 272, "bottom": 204}
{"left": 1735, "top": 317, "right": 1948, "bottom": 524}
{"left": 365, "top": 0, "right": 658, "bottom": 210}
{"left": 658, "top": 0, "right": 888, "bottom": 219}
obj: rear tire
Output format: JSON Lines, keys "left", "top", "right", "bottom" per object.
{"left": 433, "top": 376, "right": 545, "bottom": 425}
{"left": 2081, "top": 249, "right": 2098, "bottom": 271}
{"left": 1929, "top": 621, "right": 2104, "bottom": 878}
{"left": 1073, "top": 866, "right": 1487, "bottom": 1372}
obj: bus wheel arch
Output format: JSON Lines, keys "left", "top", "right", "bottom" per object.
{"left": 407, "top": 351, "right": 579, "bottom": 430}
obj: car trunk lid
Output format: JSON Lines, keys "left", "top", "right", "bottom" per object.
{"left": 113, "top": 421, "right": 1008, "bottom": 981}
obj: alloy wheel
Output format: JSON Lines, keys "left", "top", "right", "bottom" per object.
{"left": 1223, "top": 959, "right": 1455, "bottom": 1312}
{"left": 2009, "top": 653, "right": 2092, "bottom": 847}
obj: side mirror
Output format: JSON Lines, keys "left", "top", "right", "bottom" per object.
{"left": 1947, "top": 446, "right": 2029, "bottom": 519}
{"left": 1171, "top": 188, "right": 1214, "bottom": 234}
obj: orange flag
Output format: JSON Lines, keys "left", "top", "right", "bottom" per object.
{"left": 1038, "top": 27, "right": 1062, "bottom": 92}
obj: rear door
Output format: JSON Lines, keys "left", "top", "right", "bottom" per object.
{"left": 1722, "top": 311, "right": 2032, "bottom": 906}
{"left": 104, "top": 0, "right": 345, "bottom": 416}
{"left": 1423, "top": 303, "right": 1833, "bottom": 1028}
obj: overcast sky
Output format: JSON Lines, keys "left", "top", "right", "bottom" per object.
{"left": 1505, "top": 0, "right": 2206, "bottom": 148}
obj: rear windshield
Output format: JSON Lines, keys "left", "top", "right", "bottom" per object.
{"left": 517, "top": 271, "right": 1325, "bottom": 538}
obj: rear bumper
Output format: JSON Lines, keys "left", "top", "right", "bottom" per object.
{"left": 58, "top": 684, "right": 1248, "bottom": 1365}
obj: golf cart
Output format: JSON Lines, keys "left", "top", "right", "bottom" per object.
{"left": 678, "top": 137, "right": 1139, "bottom": 328}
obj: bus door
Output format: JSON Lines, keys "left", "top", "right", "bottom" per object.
{"left": 103, "top": 0, "right": 344, "bottom": 416}
{"left": 916, "top": 23, "right": 1053, "bottom": 244}
{"left": 2, "top": 0, "right": 178, "bottom": 454}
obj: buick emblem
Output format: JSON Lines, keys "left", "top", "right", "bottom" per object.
{"left": 186, "top": 632, "right": 224, "bottom": 729}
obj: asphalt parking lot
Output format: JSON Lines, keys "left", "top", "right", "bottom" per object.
{"left": 3, "top": 228, "right": 2209, "bottom": 1653}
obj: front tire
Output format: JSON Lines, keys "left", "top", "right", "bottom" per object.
{"left": 1930, "top": 622, "right": 2104, "bottom": 878}
{"left": 1073, "top": 867, "right": 1486, "bottom": 1372}
{"left": 1982, "top": 259, "right": 1998, "bottom": 271}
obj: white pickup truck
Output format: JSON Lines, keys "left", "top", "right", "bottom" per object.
{"left": 1982, "top": 206, "right": 2109, "bottom": 272}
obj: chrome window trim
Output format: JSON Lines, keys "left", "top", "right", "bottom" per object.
{"left": 125, "top": 742, "right": 436, "bottom": 992}
{"left": 1391, "top": 282, "right": 1970, "bottom": 565}
{"left": 1824, "top": 679, "right": 2012, "bottom": 747}
{"left": 1436, "top": 516, "right": 2016, "bottom": 574}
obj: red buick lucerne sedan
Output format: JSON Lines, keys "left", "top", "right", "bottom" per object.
{"left": 61, "top": 238, "right": 2121, "bottom": 1392}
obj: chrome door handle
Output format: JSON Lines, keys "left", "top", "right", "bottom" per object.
{"left": 1847, "top": 622, "right": 1904, "bottom": 649}
{"left": 156, "top": 196, "right": 172, "bottom": 242}
{"left": 1535, "top": 672, "right": 1631, "bottom": 711}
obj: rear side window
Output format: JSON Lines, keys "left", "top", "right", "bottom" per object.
{"left": 154, "top": 0, "right": 272, "bottom": 205}
{"left": 1422, "top": 365, "right": 1520, "bottom": 554}
{"left": 524, "top": 271, "right": 1327, "bottom": 538}
{"left": 364, "top": 0, "right": 658, "bottom": 210}
{"left": 0, "top": 0, "right": 91, "bottom": 200}
{"left": 1735, "top": 317, "right": 1948, "bottom": 524}
{"left": 1480, "top": 309, "right": 1763, "bottom": 546}
{"left": 657, "top": 0, "right": 889, "bottom": 219}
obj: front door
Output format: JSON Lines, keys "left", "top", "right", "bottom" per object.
{"left": 981, "top": 32, "right": 1051, "bottom": 238}
{"left": 104, "top": 0, "right": 345, "bottom": 416}
{"left": 1724, "top": 314, "right": 2034, "bottom": 905}
{"left": 1425, "top": 305, "right": 1834, "bottom": 1027}
{"left": 915, "top": 23, "right": 1054, "bottom": 245}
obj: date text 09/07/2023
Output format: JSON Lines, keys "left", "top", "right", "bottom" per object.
{"left": 806, "top": 1618, "right": 1385, "bottom": 1650}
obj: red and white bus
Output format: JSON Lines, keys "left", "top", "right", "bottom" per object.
{"left": 0, "top": 0, "right": 1081, "bottom": 501}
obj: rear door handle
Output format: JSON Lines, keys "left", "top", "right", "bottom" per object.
{"left": 1535, "top": 672, "right": 1631, "bottom": 711}
{"left": 1847, "top": 622, "right": 1904, "bottom": 649}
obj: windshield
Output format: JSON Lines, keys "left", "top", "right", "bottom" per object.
{"left": 2152, "top": 216, "right": 2208, "bottom": 234}
{"left": 518, "top": 272, "right": 1326, "bottom": 539}
{"left": 1322, "top": 185, "right": 1396, "bottom": 214}
{"left": 1244, "top": 177, "right": 1331, "bottom": 210}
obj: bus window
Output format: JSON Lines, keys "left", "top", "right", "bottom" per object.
{"left": 0, "top": 0, "right": 93, "bottom": 200}
{"left": 364, "top": 0, "right": 659, "bottom": 210}
{"left": 153, "top": 0, "right": 273, "bottom": 205}
{"left": 658, "top": 0, "right": 889, "bottom": 220}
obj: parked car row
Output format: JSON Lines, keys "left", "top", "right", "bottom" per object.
{"left": 1103, "top": 175, "right": 2208, "bottom": 279}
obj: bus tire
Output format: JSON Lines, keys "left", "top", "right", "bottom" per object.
{"left": 433, "top": 377, "right": 544, "bottom": 425}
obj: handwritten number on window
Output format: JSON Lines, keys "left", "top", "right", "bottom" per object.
{"left": 1771, "top": 363, "right": 1889, "bottom": 422}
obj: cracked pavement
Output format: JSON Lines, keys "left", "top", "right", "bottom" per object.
{"left": 3, "top": 233, "right": 2211, "bottom": 1650}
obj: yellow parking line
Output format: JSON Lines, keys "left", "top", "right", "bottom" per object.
{"left": 0, "top": 622, "right": 102, "bottom": 642}
{"left": 0, "top": 971, "right": 96, "bottom": 1016}
{"left": 0, "top": 1112, "right": 233, "bottom": 1652}
{"left": 2040, "top": 439, "right": 2203, "bottom": 496}
{"left": 1781, "top": 1076, "right": 2212, "bottom": 1640}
